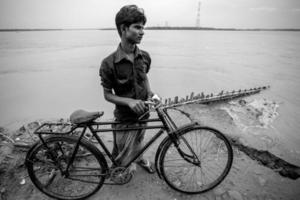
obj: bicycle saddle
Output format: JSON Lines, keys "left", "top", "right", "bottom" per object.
{"left": 70, "top": 109, "right": 104, "bottom": 124}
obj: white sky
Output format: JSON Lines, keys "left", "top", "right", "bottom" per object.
{"left": 0, "top": 0, "right": 299, "bottom": 29}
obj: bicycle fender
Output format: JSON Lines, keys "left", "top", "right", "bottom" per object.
{"left": 24, "top": 141, "right": 40, "bottom": 166}
{"left": 154, "top": 122, "right": 199, "bottom": 179}
{"left": 24, "top": 136, "right": 55, "bottom": 165}
{"left": 173, "top": 122, "right": 199, "bottom": 135}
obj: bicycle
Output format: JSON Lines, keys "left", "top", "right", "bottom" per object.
{"left": 25, "top": 100, "right": 233, "bottom": 200}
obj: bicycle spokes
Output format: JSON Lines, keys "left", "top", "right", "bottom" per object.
{"left": 175, "top": 135, "right": 201, "bottom": 166}
{"left": 160, "top": 127, "right": 233, "bottom": 194}
{"left": 26, "top": 136, "right": 106, "bottom": 200}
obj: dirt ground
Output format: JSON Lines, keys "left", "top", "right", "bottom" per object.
{"left": 1, "top": 100, "right": 300, "bottom": 200}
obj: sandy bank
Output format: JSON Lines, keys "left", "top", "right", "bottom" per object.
{"left": 0, "top": 99, "right": 300, "bottom": 200}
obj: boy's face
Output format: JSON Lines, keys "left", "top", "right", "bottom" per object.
{"left": 123, "top": 22, "right": 144, "bottom": 44}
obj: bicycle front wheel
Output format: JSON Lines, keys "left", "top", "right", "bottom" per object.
{"left": 25, "top": 136, "right": 107, "bottom": 200}
{"left": 159, "top": 126, "right": 233, "bottom": 194}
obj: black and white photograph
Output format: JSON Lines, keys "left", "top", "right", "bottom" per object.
{"left": 0, "top": 0, "right": 299, "bottom": 199}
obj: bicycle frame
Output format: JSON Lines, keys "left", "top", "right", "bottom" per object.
{"left": 75, "top": 107, "right": 183, "bottom": 168}
{"left": 34, "top": 106, "right": 199, "bottom": 176}
{"left": 27, "top": 103, "right": 234, "bottom": 198}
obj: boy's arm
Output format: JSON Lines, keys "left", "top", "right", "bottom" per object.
{"left": 144, "top": 74, "right": 154, "bottom": 99}
{"left": 144, "top": 73, "right": 161, "bottom": 103}
{"left": 103, "top": 89, "right": 146, "bottom": 115}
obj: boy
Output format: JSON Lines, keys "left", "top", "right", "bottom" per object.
{"left": 99, "top": 5, "right": 156, "bottom": 173}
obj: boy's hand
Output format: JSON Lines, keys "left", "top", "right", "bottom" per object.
{"left": 151, "top": 94, "right": 161, "bottom": 103}
{"left": 127, "top": 99, "right": 147, "bottom": 114}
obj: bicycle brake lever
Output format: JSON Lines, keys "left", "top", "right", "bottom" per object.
{"left": 138, "top": 101, "right": 162, "bottom": 120}
{"left": 144, "top": 100, "right": 156, "bottom": 105}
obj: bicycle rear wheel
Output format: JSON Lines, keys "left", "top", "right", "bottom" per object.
{"left": 25, "top": 136, "right": 108, "bottom": 200}
{"left": 159, "top": 126, "right": 233, "bottom": 194}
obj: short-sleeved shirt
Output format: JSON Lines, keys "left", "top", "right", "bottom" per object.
{"left": 99, "top": 44, "right": 151, "bottom": 121}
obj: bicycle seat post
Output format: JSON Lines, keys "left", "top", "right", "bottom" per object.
{"left": 65, "top": 126, "right": 87, "bottom": 174}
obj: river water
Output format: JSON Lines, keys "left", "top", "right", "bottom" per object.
{"left": 0, "top": 30, "right": 299, "bottom": 157}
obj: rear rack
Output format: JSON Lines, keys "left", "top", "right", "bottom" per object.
{"left": 34, "top": 122, "right": 76, "bottom": 135}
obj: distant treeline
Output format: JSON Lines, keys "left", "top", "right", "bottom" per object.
{"left": 104, "top": 26, "right": 300, "bottom": 31}
{"left": 1, "top": 27, "right": 300, "bottom": 32}
{"left": 0, "top": 28, "right": 95, "bottom": 32}
{"left": 0, "top": 29, "right": 64, "bottom": 32}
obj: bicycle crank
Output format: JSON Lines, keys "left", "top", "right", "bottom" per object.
{"left": 110, "top": 167, "right": 133, "bottom": 185}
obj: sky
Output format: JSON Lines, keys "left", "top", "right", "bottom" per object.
{"left": 0, "top": 0, "right": 300, "bottom": 29}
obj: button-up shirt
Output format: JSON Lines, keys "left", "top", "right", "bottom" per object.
{"left": 99, "top": 44, "right": 151, "bottom": 121}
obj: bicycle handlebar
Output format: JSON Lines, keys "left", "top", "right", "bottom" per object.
{"left": 138, "top": 100, "right": 163, "bottom": 120}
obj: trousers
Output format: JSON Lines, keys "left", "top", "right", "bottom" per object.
{"left": 111, "top": 122, "right": 146, "bottom": 166}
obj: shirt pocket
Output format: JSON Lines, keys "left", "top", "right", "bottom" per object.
{"left": 115, "top": 63, "right": 133, "bottom": 94}
{"left": 115, "top": 64, "right": 132, "bottom": 83}
{"left": 136, "top": 63, "right": 147, "bottom": 82}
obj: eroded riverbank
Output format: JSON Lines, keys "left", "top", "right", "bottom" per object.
{"left": 0, "top": 98, "right": 300, "bottom": 200}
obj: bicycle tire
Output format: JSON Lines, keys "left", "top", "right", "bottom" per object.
{"left": 25, "top": 135, "right": 108, "bottom": 200}
{"left": 159, "top": 126, "right": 233, "bottom": 194}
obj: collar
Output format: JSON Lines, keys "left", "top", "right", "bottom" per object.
{"left": 114, "top": 44, "right": 143, "bottom": 63}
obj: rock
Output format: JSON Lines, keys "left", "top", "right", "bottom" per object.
{"left": 20, "top": 178, "right": 26, "bottom": 185}
{"left": 0, "top": 143, "right": 14, "bottom": 174}
{"left": 85, "top": 133, "right": 92, "bottom": 138}
{"left": 18, "top": 125, "right": 27, "bottom": 133}
{"left": 0, "top": 127, "right": 5, "bottom": 133}
{"left": 215, "top": 196, "right": 222, "bottom": 200}
{"left": 0, "top": 187, "right": 6, "bottom": 193}
{"left": 238, "top": 137, "right": 249, "bottom": 146}
{"left": 228, "top": 190, "right": 243, "bottom": 200}
{"left": 27, "top": 121, "right": 40, "bottom": 130}
{"left": 238, "top": 99, "right": 247, "bottom": 106}
{"left": 0, "top": 132, "right": 13, "bottom": 143}
{"left": 0, "top": 142, "right": 14, "bottom": 157}
{"left": 221, "top": 192, "right": 230, "bottom": 200}
{"left": 214, "top": 187, "right": 227, "bottom": 196}
{"left": 254, "top": 169, "right": 263, "bottom": 175}
{"left": 258, "top": 176, "right": 266, "bottom": 186}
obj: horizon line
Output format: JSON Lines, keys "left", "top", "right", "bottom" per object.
{"left": 0, "top": 26, "right": 300, "bottom": 32}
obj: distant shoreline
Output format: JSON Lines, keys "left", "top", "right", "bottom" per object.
{"left": 1, "top": 27, "right": 300, "bottom": 32}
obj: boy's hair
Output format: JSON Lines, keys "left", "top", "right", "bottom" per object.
{"left": 115, "top": 5, "right": 147, "bottom": 37}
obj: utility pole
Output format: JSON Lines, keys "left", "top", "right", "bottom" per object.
{"left": 165, "top": 21, "right": 169, "bottom": 27}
